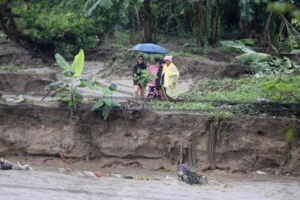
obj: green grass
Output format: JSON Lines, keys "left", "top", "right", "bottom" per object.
{"left": 146, "top": 75, "right": 300, "bottom": 118}
{"left": 149, "top": 100, "right": 216, "bottom": 111}
{"left": 183, "top": 75, "right": 300, "bottom": 103}
{"left": 0, "top": 65, "right": 24, "bottom": 74}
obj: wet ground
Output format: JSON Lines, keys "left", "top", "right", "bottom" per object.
{"left": 2, "top": 61, "right": 194, "bottom": 102}
{"left": 0, "top": 167, "right": 299, "bottom": 200}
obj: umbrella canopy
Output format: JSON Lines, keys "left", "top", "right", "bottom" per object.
{"left": 132, "top": 43, "right": 168, "bottom": 54}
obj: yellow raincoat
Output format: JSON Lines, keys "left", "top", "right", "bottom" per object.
{"left": 162, "top": 63, "right": 180, "bottom": 99}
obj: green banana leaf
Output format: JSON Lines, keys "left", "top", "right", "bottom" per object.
{"left": 55, "top": 53, "right": 71, "bottom": 70}
{"left": 240, "top": 38, "right": 255, "bottom": 46}
{"left": 220, "top": 40, "right": 254, "bottom": 53}
{"left": 72, "top": 49, "right": 85, "bottom": 77}
{"left": 236, "top": 52, "right": 272, "bottom": 64}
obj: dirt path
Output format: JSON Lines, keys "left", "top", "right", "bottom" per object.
{"left": 83, "top": 61, "right": 194, "bottom": 97}
{"left": 1, "top": 60, "right": 194, "bottom": 103}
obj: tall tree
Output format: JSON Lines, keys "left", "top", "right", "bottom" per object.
{"left": 183, "top": 0, "right": 192, "bottom": 32}
{"left": 143, "top": 0, "right": 153, "bottom": 43}
{"left": 198, "top": 0, "right": 205, "bottom": 46}
{"left": 211, "top": 0, "right": 221, "bottom": 45}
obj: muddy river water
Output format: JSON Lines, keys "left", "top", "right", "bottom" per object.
{"left": 0, "top": 168, "right": 299, "bottom": 200}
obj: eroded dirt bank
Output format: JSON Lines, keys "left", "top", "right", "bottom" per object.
{"left": 0, "top": 105, "right": 299, "bottom": 176}
{"left": 0, "top": 73, "right": 57, "bottom": 93}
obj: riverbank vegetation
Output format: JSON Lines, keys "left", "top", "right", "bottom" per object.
{"left": 0, "top": 0, "right": 299, "bottom": 57}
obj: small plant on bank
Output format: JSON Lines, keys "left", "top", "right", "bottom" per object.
{"left": 209, "top": 111, "right": 233, "bottom": 145}
{"left": 82, "top": 81, "right": 120, "bottom": 120}
{"left": 44, "top": 49, "right": 85, "bottom": 110}
{"left": 264, "top": 77, "right": 297, "bottom": 102}
{"left": 44, "top": 49, "right": 120, "bottom": 119}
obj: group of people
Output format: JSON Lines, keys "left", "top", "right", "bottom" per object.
{"left": 132, "top": 55, "right": 180, "bottom": 101}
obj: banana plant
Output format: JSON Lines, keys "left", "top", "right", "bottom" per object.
{"left": 45, "top": 49, "right": 85, "bottom": 110}
{"left": 82, "top": 81, "right": 120, "bottom": 120}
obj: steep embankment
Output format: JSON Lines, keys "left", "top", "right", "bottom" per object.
{"left": 0, "top": 104, "right": 299, "bottom": 176}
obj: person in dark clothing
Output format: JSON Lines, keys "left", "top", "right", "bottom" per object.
{"left": 133, "top": 55, "right": 147, "bottom": 98}
{"left": 155, "top": 59, "right": 166, "bottom": 99}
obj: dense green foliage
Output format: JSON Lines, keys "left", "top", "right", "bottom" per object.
{"left": 0, "top": 0, "right": 299, "bottom": 57}
{"left": 221, "top": 40, "right": 300, "bottom": 77}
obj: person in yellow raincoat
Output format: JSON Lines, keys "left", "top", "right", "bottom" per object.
{"left": 161, "top": 56, "right": 179, "bottom": 101}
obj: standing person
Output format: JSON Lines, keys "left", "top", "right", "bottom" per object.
{"left": 162, "top": 56, "right": 179, "bottom": 101}
{"left": 147, "top": 58, "right": 161, "bottom": 99}
{"left": 133, "top": 55, "right": 147, "bottom": 98}
{"left": 156, "top": 59, "right": 166, "bottom": 100}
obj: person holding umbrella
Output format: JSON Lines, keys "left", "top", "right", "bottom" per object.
{"left": 162, "top": 56, "right": 179, "bottom": 101}
{"left": 131, "top": 43, "right": 168, "bottom": 99}
{"left": 133, "top": 55, "right": 147, "bottom": 98}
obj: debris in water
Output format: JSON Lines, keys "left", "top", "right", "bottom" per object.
{"left": 256, "top": 171, "right": 267, "bottom": 175}
{"left": 0, "top": 158, "right": 33, "bottom": 170}
{"left": 177, "top": 164, "right": 208, "bottom": 185}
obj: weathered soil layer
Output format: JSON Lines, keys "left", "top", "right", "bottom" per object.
{"left": 0, "top": 39, "right": 54, "bottom": 68}
{"left": 0, "top": 105, "right": 299, "bottom": 176}
{"left": 0, "top": 73, "right": 57, "bottom": 93}
{"left": 173, "top": 56, "right": 251, "bottom": 79}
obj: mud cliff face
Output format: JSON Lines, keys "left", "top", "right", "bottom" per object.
{"left": 0, "top": 105, "right": 299, "bottom": 175}
{"left": 0, "top": 73, "right": 57, "bottom": 93}
{"left": 172, "top": 56, "right": 251, "bottom": 79}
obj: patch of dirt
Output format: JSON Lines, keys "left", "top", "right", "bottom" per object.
{"left": 85, "top": 48, "right": 115, "bottom": 62}
{"left": 0, "top": 104, "right": 299, "bottom": 176}
{"left": 0, "top": 39, "right": 54, "bottom": 69}
{"left": 0, "top": 73, "right": 57, "bottom": 93}
{"left": 207, "top": 48, "right": 241, "bottom": 63}
{"left": 173, "top": 56, "right": 252, "bottom": 79}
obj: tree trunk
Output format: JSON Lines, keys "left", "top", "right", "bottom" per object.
{"left": 198, "top": 1, "right": 204, "bottom": 47}
{"left": 97, "top": 32, "right": 104, "bottom": 46}
{"left": 129, "top": 21, "right": 137, "bottom": 45}
{"left": 183, "top": 0, "right": 192, "bottom": 32}
{"left": 143, "top": 0, "right": 153, "bottom": 43}
{"left": 263, "top": 13, "right": 279, "bottom": 56}
{"left": 211, "top": 0, "right": 220, "bottom": 45}
{"left": 135, "top": 5, "right": 140, "bottom": 32}
{"left": 263, "top": 13, "right": 272, "bottom": 44}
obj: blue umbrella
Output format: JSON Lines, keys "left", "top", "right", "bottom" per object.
{"left": 132, "top": 43, "right": 168, "bottom": 54}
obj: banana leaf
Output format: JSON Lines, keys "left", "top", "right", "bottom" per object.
{"left": 72, "top": 49, "right": 85, "bottom": 77}
{"left": 236, "top": 52, "right": 272, "bottom": 64}
{"left": 220, "top": 40, "right": 254, "bottom": 53}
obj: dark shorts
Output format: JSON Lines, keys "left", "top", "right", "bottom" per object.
{"left": 133, "top": 79, "right": 146, "bottom": 88}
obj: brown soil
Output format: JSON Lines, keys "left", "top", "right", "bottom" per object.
{"left": 0, "top": 73, "right": 57, "bottom": 93}
{"left": 206, "top": 47, "right": 241, "bottom": 63}
{"left": 0, "top": 39, "right": 54, "bottom": 69}
{"left": 85, "top": 48, "right": 115, "bottom": 61}
{"left": 0, "top": 104, "right": 299, "bottom": 176}
{"left": 173, "top": 56, "right": 252, "bottom": 79}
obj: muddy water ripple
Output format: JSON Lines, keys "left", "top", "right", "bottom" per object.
{"left": 0, "top": 169, "right": 299, "bottom": 200}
